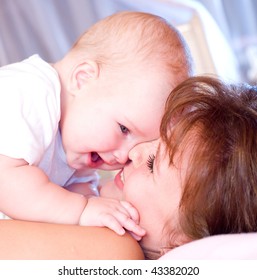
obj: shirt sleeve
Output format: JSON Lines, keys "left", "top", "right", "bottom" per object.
{"left": 0, "top": 58, "right": 60, "bottom": 165}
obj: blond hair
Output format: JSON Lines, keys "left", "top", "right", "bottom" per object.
{"left": 68, "top": 11, "right": 193, "bottom": 87}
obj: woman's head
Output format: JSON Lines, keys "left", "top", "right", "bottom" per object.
{"left": 121, "top": 139, "right": 189, "bottom": 259}
{"left": 102, "top": 75, "right": 257, "bottom": 259}
{"left": 161, "top": 75, "right": 257, "bottom": 247}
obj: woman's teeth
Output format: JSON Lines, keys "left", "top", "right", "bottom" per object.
{"left": 120, "top": 171, "right": 125, "bottom": 183}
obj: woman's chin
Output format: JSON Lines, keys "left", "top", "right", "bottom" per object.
{"left": 99, "top": 180, "right": 123, "bottom": 200}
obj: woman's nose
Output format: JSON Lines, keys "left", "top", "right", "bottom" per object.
{"left": 128, "top": 141, "right": 156, "bottom": 168}
{"left": 128, "top": 144, "right": 143, "bottom": 168}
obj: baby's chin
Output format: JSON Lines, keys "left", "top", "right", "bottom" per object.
{"left": 99, "top": 180, "right": 123, "bottom": 200}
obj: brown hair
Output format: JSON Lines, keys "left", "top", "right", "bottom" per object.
{"left": 69, "top": 11, "right": 193, "bottom": 87}
{"left": 160, "top": 75, "right": 257, "bottom": 249}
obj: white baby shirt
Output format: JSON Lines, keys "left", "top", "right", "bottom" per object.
{"left": 0, "top": 55, "right": 98, "bottom": 187}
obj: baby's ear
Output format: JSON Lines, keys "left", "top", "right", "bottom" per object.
{"left": 69, "top": 60, "right": 99, "bottom": 92}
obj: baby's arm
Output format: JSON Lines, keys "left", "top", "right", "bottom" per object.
{"left": 0, "top": 155, "right": 87, "bottom": 224}
{"left": 0, "top": 155, "right": 145, "bottom": 239}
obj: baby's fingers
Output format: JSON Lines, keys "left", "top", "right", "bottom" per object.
{"left": 116, "top": 211, "right": 146, "bottom": 237}
{"left": 126, "top": 231, "right": 144, "bottom": 241}
{"left": 101, "top": 214, "right": 126, "bottom": 236}
{"left": 120, "top": 200, "right": 140, "bottom": 224}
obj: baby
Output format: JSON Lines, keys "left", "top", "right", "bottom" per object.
{"left": 0, "top": 11, "right": 192, "bottom": 238}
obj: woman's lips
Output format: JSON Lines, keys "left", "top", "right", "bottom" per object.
{"left": 114, "top": 169, "right": 124, "bottom": 190}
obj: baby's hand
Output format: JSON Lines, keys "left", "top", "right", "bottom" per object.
{"left": 79, "top": 197, "right": 146, "bottom": 240}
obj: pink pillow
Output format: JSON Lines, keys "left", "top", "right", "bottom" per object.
{"left": 159, "top": 233, "right": 257, "bottom": 259}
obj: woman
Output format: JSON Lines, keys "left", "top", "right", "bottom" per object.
{"left": 1, "top": 75, "right": 257, "bottom": 259}
{"left": 101, "top": 75, "right": 257, "bottom": 258}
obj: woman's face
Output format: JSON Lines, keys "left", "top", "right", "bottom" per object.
{"left": 101, "top": 139, "right": 187, "bottom": 254}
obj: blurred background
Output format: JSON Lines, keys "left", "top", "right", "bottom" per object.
{"left": 0, "top": 0, "right": 257, "bottom": 84}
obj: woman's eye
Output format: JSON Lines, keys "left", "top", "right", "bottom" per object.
{"left": 147, "top": 154, "right": 155, "bottom": 173}
{"left": 119, "top": 124, "right": 129, "bottom": 134}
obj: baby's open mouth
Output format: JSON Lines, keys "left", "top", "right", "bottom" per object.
{"left": 89, "top": 152, "right": 105, "bottom": 168}
{"left": 91, "top": 152, "right": 102, "bottom": 163}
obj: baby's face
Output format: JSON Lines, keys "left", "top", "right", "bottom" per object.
{"left": 60, "top": 64, "right": 172, "bottom": 171}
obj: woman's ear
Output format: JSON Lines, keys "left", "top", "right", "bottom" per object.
{"left": 69, "top": 60, "right": 99, "bottom": 92}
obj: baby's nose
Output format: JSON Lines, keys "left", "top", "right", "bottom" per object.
{"left": 113, "top": 150, "right": 129, "bottom": 165}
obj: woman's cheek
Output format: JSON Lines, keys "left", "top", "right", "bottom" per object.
{"left": 123, "top": 178, "right": 146, "bottom": 207}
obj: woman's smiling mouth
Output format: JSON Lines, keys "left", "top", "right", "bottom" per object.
{"left": 114, "top": 169, "right": 125, "bottom": 190}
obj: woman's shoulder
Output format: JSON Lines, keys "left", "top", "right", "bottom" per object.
{"left": 86, "top": 227, "right": 145, "bottom": 260}
{"left": 0, "top": 220, "right": 144, "bottom": 260}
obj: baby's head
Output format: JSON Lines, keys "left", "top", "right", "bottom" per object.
{"left": 56, "top": 11, "right": 193, "bottom": 171}
{"left": 69, "top": 11, "right": 193, "bottom": 86}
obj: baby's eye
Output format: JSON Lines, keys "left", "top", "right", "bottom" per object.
{"left": 147, "top": 154, "right": 155, "bottom": 173}
{"left": 119, "top": 124, "right": 129, "bottom": 134}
